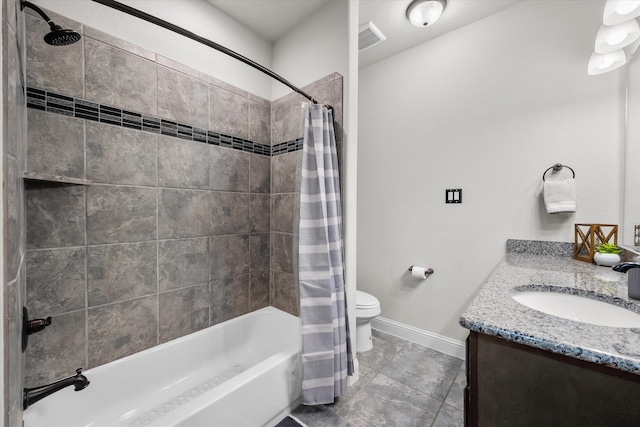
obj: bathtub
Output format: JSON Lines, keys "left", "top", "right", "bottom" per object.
{"left": 23, "top": 307, "right": 302, "bottom": 427}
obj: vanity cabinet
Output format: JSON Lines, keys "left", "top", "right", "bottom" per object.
{"left": 465, "top": 331, "right": 640, "bottom": 427}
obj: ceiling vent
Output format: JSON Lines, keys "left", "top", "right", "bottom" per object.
{"left": 358, "top": 22, "right": 386, "bottom": 52}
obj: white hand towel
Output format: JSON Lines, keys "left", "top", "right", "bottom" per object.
{"left": 543, "top": 178, "right": 576, "bottom": 214}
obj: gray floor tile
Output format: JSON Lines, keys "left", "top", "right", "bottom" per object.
{"left": 293, "top": 404, "right": 372, "bottom": 427}
{"left": 444, "top": 363, "right": 466, "bottom": 411}
{"left": 382, "top": 342, "right": 463, "bottom": 401}
{"left": 356, "top": 335, "right": 406, "bottom": 372}
{"left": 340, "top": 373, "right": 442, "bottom": 427}
{"left": 332, "top": 363, "right": 377, "bottom": 413}
{"left": 433, "top": 403, "right": 464, "bottom": 427}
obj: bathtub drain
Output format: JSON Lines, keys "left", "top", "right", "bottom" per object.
{"left": 129, "top": 365, "right": 245, "bottom": 426}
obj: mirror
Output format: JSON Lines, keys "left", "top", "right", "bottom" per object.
{"left": 623, "top": 52, "right": 640, "bottom": 251}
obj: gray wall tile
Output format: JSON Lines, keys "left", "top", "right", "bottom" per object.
{"left": 84, "top": 28, "right": 155, "bottom": 61}
{"left": 26, "top": 183, "right": 85, "bottom": 249}
{"left": 27, "top": 248, "right": 86, "bottom": 317}
{"left": 249, "top": 100, "right": 271, "bottom": 145}
{"left": 250, "top": 193, "right": 270, "bottom": 233}
{"left": 87, "top": 242, "right": 157, "bottom": 307}
{"left": 24, "top": 310, "right": 87, "bottom": 387}
{"left": 86, "top": 121, "right": 157, "bottom": 186}
{"left": 271, "top": 232, "right": 293, "bottom": 274}
{"left": 25, "top": 13, "right": 83, "bottom": 97}
{"left": 249, "top": 271, "right": 270, "bottom": 311}
{"left": 158, "top": 189, "right": 212, "bottom": 239}
{"left": 272, "top": 151, "right": 301, "bottom": 194}
{"left": 158, "top": 136, "right": 209, "bottom": 189}
{"left": 209, "top": 234, "right": 249, "bottom": 280}
{"left": 27, "top": 109, "right": 85, "bottom": 178}
{"left": 88, "top": 296, "right": 157, "bottom": 368}
{"left": 159, "top": 284, "right": 209, "bottom": 343}
{"left": 7, "top": 157, "right": 25, "bottom": 280}
{"left": 250, "top": 234, "right": 270, "bottom": 271}
{"left": 272, "top": 193, "right": 297, "bottom": 233}
{"left": 211, "top": 192, "right": 249, "bottom": 235}
{"left": 209, "top": 146, "right": 249, "bottom": 192}
{"left": 210, "top": 275, "right": 249, "bottom": 325}
{"left": 250, "top": 154, "right": 270, "bottom": 194}
{"left": 158, "top": 237, "right": 209, "bottom": 292}
{"left": 157, "top": 56, "right": 209, "bottom": 82}
{"left": 158, "top": 66, "right": 209, "bottom": 129}
{"left": 271, "top": 271, "right": 298, "bottom": 316}
{"left": 85, "top": 38, "right": 157, "bottom": 115}
{"left": 86, "top": 185, "right": 157, "bottom": 244}
{"left": 209, "top": 85, "right": 248, "bottom": 139}
{"left": 272, "top": 95, "right": 304, "bottom": 145}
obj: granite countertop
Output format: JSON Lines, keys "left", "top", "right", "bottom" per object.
{"left": 459, "top": 244, "right": 640, "bottom": 375}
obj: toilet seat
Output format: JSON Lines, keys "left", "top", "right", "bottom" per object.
{"left": 356, "top": 290, "right": 381, "bottom": 318}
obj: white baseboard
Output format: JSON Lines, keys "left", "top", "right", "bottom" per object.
{"left": 371, "top": 316, "right": 466, "bottom": 360}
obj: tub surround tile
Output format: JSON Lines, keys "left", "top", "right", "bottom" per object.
{"left": 249, "top": 271, "right": 270, "bottom": 311}
{"left": 249, "top": 193, "right": 270, "bottom": 233}
{"left": 84, "top": 26, "right": 156, "bottom": 61}
{"left": 88, "top": 296, "right": 158, "bottom": 368}
{"left": 7, "top": 157, "right": 25, "bottom": 280}
{"left": 272, "top": 151, "right": 301, "bottom": 194}
{"left": 86, "top": 185, "right": 157, "bottom": 244}
{"left": 209, "top": 234, "right": 249, "bottom": 280}
{"left": 271, "top": 271, "right": 298, "bottom": 316}
{"left": 24, "top": 309, "right": 87, "bottom": 387}
{"left": 460, "top": 249, "right": 640, "bottom": 374}
{"left": 86, "top": 122, "right": 158, "bottom": 186}
{"left": 85, "top": 38, "right": 157, "bottom": 116}
{"left": 209, "top": 85, "right": 249, "bottom": 139}
{"left": 27, "top": 248, "right": 86, "bottom": 317}
{"left": 210, "top": 192, "right": 249, "bottom": 235}
{"left": 159, "top": 189, "right": 212, "bottom": 239}
{"left": 87, "top": 242, "right": 157, "bottom": 307}
{"left": 159, "top": 284, "right": 210, "bottom": 343}
{"left": 157, "top": 56, "right": 210, "bottom": 82}
{"left": 272, "top": 193, "right": 297, "bottom": 233}
{"left": 250, "top": 154, "right": 271, "bottom": 193}
{"left": 158, "top": 237, "right": 209, "bottom": 291}
{"left": 27, "top": 109, "right": 85, "bottom": 178}
{"left": 209, "top": 146, "right": 250, "bottom": 192}
{"left": 250, "top": 234, "right": 270, "bottom": 272}
{"left": 25, "top": 14, "right": 83, "bottom": 97}
{"left": 158, "top": 135, "right": 210, "bottom": 189}
{"left": 210, "top": 275, "right": 250, "bottom": 325}
{"left": 249, "top": 100, "right": 271, "bottom": 145}
{"left": 157, "top": 65, "right": 209, "bottom": 129}
{"left": 7, "top": 277, "right": 24, "bottom": 417}
{"left": 26, "top": 183, "right": 85, "bottom": 249}
{"left": 271, "top": 232, "right": 294, "bottom": 274}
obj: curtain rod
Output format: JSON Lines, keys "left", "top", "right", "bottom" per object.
{"left": 90, "top": 0, "right": 324, "bottom": 107}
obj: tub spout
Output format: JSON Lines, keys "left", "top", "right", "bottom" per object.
{"left": 23, "top": 368, "right": 90, "bottom": 410}
{"left": 613, "top": 262, "right": 640, "bottom": 300}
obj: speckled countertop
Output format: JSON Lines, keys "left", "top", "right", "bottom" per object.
{"left": 459, "top": 240, "right": 640, "bottom": 375}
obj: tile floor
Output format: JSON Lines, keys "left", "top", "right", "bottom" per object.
{"left": 291, "top": 330, "right": 466, "bottom": 427}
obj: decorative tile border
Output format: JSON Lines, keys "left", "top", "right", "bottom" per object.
{"left": 26, "top": 87, "right": 303, "bottom": 157}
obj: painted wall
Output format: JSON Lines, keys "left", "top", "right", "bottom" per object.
{"left": 357, "top": 0, "right": 624, "bottom": 342}
{"left": 624, "top": 54, "right": 640, "bottom": 246}
{"left": 31, "top": 0, "right": 274, "bottom": 99}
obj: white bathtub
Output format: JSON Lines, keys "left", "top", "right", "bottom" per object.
{"left": 24, "top": 307, "right": 302, "bottom": 427}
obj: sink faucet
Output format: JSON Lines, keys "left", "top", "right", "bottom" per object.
{"left": 612, "top": 262, "right": 640, "bottom": 300}
{"left": 23, "top": 368, "right": 90, "bottom": 410}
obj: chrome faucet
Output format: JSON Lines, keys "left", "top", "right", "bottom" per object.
{"left": 23, "top": 368, "right": 90, "bottom": 410}
{"left": 612, "top": 262, "right": 640, "bottom": 300}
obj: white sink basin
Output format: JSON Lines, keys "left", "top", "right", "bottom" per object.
{"left": 512, "top": 290, "right": 640, "bottom": 328}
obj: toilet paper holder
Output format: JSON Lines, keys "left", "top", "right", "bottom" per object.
{"left": 408, "top": 266, "right": 434, "bottom": 275}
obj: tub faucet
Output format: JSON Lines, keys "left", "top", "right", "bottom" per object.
{"left": 23, "top": 368, "right": 90, "bottom": 410}
{"left": 612, "top": 262, "right": 640, "bottom": 300}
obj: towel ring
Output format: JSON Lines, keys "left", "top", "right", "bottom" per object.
{"left": 542, "top": 163, "right": 575, "bottom": 181}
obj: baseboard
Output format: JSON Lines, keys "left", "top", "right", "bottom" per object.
{"left": 371, "top": 316, "right": 466, "bottom": 360}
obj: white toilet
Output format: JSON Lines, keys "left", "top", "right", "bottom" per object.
{"left": 355, "top": 290, "right": 381, "bottom": 353}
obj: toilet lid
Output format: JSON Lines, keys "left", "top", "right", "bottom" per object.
{"left": 356, "top": 290, "right": 379, "bottom": 307}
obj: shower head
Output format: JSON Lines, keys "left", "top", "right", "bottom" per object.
{"left": 21, "top": 1, "right": 81, "bottom": 46}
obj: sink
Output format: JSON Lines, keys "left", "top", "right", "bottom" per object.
{"left": 511, "top": 290, "right": 640, "bottom": 328}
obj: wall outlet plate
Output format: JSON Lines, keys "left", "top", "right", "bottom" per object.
{"left": 446, "top": 189, "right": 462, "bottom": 204}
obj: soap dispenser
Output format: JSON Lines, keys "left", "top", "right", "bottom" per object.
{"left": 612, "top": 262, "right": 640, "bottom": 300}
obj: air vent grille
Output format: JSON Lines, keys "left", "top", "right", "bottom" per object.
{"left": 358, "top": 22, "right": 386, "bottom": 52}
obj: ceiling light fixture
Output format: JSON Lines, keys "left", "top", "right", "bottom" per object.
{"left": 406, "top": 0, "right": 446, "bottom": 28}
{"left": 603, "top": 0, "right": 640, "bottom": 25}
{"left": 587, "top": 50, "right": 627, "bottom": 75}
{"left": 594, "top": 19, "right": 640, "bottom": 53}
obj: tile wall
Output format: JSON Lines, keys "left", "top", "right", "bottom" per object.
{"left": 21, "top": 7, "right": 343, "bottom": 388}
{"left": 3, "top": 0, "right": 27, "bottom": 425}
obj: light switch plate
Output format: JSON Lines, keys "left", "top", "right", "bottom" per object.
{"left": 446, "top": 189, "right": 462, "bottom": 204}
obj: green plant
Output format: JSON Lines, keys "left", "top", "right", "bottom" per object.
{"left": 595, "top": 242, "right": 622, "bottom": 254}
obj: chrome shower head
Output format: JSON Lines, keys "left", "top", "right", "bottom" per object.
{"left": 21, "top": 1, "right": 81, "bottom": 46}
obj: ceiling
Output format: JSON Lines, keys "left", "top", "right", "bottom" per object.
{"left": 207, "top": 0, "right": 522, "bottom": 68}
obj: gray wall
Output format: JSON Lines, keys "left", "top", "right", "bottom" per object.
{"left": 22, "top": 7, "right": 343, "bottom": 388}
{"left": 3, "top": 0, "right": 27, "bottom": 425}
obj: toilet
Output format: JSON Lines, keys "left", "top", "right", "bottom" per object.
{"left": 355, "top": 290, "right": 381, "bottom": 353}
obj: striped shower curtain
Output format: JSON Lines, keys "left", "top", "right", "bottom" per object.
{"left": 298, "top": 103, "right": 353, "bottom": 405}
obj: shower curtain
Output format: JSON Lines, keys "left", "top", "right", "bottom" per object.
{"left": 298, "top": 103, "right": 353, "bottom": 405}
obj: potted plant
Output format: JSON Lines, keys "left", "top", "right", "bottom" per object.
{"left": 594, "top": 242, "right": 622, "bottom": 267}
